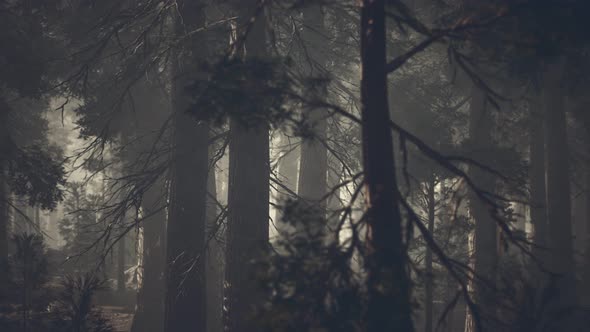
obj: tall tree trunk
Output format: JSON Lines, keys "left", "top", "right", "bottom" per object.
{"left": 275, "top": 133, "right": 299, "bottom": 224}
{"left": 117, "top": 230, "right": 126, "bottom": 293}
{"left": 425, "top": 177, "right": 435, "bottom": 332}
{"left": 0, "top": 101, "right": 8, "bottom": 284}
{"left": 130, "top": 181, "right": 167, "bottom": 332}
{"left": 529, "top": 97, "right": 549, "bottom": 271}
{"left": 128, "top": 66, "right": 171, "bottom": 332}
{"left": 225, "top": 2, "right": 270, "bottom": 331}
{"left": 164, "top": 2, "right": 209, "bottom": 331}
{"left": 542, "top": 59, "right": 577, "bottom": 316}
{"left": 326, "top": 159, "right": 342, "bottom": 243}
{"left": 297, "top": 3, "right": 328, "bottom": 214}
{"left": 360, "top": 1, "right": 414, "bottom": 331}
{"left": 0, "top": 160, "right": 7, "bottom": 284}
{"left": 206, "top": 151, "right": 223, "bottom": 332}
{"left": 464, "top": 87, "right": 498, "bottom": 332}
{"left": 584, "top": 156, "right": 590, "bottom": 307}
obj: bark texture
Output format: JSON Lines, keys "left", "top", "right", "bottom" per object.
{"left": 130, "top": 181, "right": 167, "bottom": 332}
{"left": 464, "top": 87, "right": 498, "bottom": 332}
{"left": 164, "top": 1, "right": 209, "bottom": 331}
{"left": 297, "top": 3, "right": 328, "bottom": 212}
{"left": 425, "top": 178, "right": 435, "bottom": 332}
{"left": 529, "top": 98, "right": 548, "bottom": 268}
{"left": 206, "top": 154, "right": 223, "bottom": 332}
{"left": 225, "top": 2, "right": 270, "bottom": 331}
{"left": 542, "top": 59, "right": 577, "bottom": 315}
{"left": 360, "top": 1, "right": 414, "bottom": 331}
{"left": 0, "top": 101, "right": 9, "bottom": 284}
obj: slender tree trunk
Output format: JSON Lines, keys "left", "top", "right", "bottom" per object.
{"left": 584, "top": 156, "right": 590, "bottom": 307}
{"left": 360, "top": 1, "right": 414, "bottom": 331}
{"left": 206, "top": 152, "right": 223, "bottom": 332}
{"left": 226, "top": 2, "right": 270, "bottom": 331}
{"left": 130, "top": 181, "right": 167, "bottom": 332}
{"left": 529, "top": 97, "right": 549, "bottom": 270}
{"left": 0, "top": 100, "right": 9, "bottom": 285}
{"left": 326, "top": 159, "right": 342, "bottom": 243}
{"left": 464, "top": 87, "right": 498, "bottom": 332}
{"left": 117, "top": 230, "right": 126, "bottom": 293}
{"left": 164, "top": 2, "right": 209, "bottom": 331}
{"left": 425, "top": 177, "right": 435, "bottom": 332}
{"left": 542, "top": 59, "right": 577, "bottom": 316}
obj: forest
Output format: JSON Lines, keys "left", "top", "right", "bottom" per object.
{"left": 1, "top": 0, "right": 589, "bottom": 331}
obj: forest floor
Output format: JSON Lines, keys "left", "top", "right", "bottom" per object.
{"left": 100, "top": 306, "right": 134, "bottom": 332}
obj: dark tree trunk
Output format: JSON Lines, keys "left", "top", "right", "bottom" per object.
{"left": 164, "top": 2, "right": 209, "bottom": 331}
{"left": 529, "top": 97, "right": 549, "bottom": 269}
{"left": 542, "top": 59, "right": 577, "bottom": 315}
{"left": 0, "top": 101, "right": 8, "bottom": 284}
{"left": 130, "top": 181, "right": 167, "bottom": 332}
{"left": 225, "top": 2, "right": 270, "bottom": 331}
{"left": 0, "top": 161, "right": 7, "bottom": 284}
{"left": 206, "top": 151, "right": 223, "bottom": 332}
{"left": 464, "top": 87, "right": 498, "bottom": 332}
{"left": 425, "top": 177, "right": 435, "bottom": 332}
{"left": 584, "top": 157, "right": 590, "bottom": 307}
{"left": 128, "top": 67, "right": 171, "bottom": 332}
{"left": 117, "top": 230, "right": 126, "bottom": 293}
{"left": 360, "top": 1, "right": 414, "bottom": 331}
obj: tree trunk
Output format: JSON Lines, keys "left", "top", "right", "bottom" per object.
{"left": 117, "top": 230, "right": 126, "bottom": 293}
{"left": 0, "top": 101, "right": 8, "bottom": 284}
{"left": 225, "top": 2, "right": 270, "bottom": 331}
{"left": 206, "top": 151, "right": 223, "bottom": 332}
{"left": 0, "top": 163, "right": 7, "bottom": 277}
{"left": 584, "top": 157, "right": 590, "bottom": 307}
{"left": 360, "top": 1, "right": 414, "bottom": 331}
{"left": 130, "top": 181, "right": 167, "bottom": 332}
{"left": 464, "top": 87, "right": 498, "bottom": 332}
{"left": 297, "top": 3, "right": 328, "bottom": 214}
{"left": 425, "top": 177, "right": 435, "bottom": 332}
{"left": 542, "top": 59, "right": 577, "bottom": 316}
{"left": 529, "top": 97, "right": 549, "bottom": 271}
{"left": 275, "top": 133, "right": 299, "bottom": 225}
{"left": 164, "top": 2, "right": 209, "bottom": 331}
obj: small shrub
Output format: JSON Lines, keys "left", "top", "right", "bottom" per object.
{"left": 49, "top": 273, "right": 113, "bottom": 332}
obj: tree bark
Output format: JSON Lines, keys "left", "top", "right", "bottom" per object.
{"left": 164, "top": 2, "right": 209, "bottom": 331}
{"left": 297, "top": 3, "right": 328, "bottom": 214}
{"left": 206, "top": 151, "right": 223, "bottom": 332}
{"left": 464, "top": 87, "right": 498, "bottom": 332}
{"left": 117, "top": 229, "right": 126, "bottom": 293}
{"left": 275, "top": 133, "right": 299, "bottom": 225}
{"left": 584, "top": 157, "right": 590, "bottom": 307}
{"left": 225, "top": 2, "right": 270, "bottom": 331}
{"left": 130, "top": 181, "right": 167, "bottom": 332}
{"left": 128, "top": 67, "right": 170, "bottom": 332}
{"left": 0, "top": 100, "right": 9, "bottom": 284}
{"left": 542, "top": 59, "right": 577, "bottom": 315}
{"left": 360, "top": 1, "right": 414, "bottom": 331}
{"left": 0, "top": 161, "right": 7, "bottom": 284}
{"left": 425, "top": 177, "right": 435, "bottom": 332}
{"left": 529, "top": 97, "right": 549, "bottom": 270}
